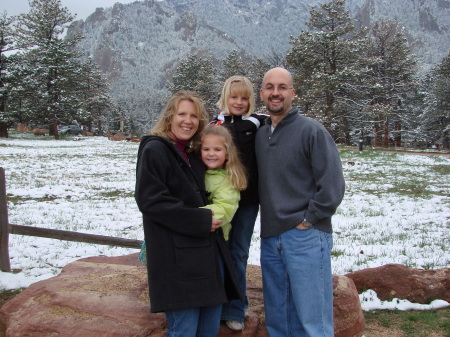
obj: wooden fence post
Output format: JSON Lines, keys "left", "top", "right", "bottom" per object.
{"left": 0, "top": 167, "right": 11, "bottom": 272}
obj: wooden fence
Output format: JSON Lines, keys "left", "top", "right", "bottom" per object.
{"left": 399, "top": 141, "right": 449, "bottom": 151}
{"left": 0, "top": 167, "right": 143, "bottom": 273}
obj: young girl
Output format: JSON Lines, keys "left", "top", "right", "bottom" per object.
{"left": 211, "top": 75, "right": 267, "bottom": 331}
{"left": 200, "top": 124, "right": 247, "bottom": 241}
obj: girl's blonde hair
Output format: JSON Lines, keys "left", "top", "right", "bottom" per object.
{"left": 150, "top": 90, "right": 208, "bottom": 146}
{"left": 200, "top": 124, "right": 247, "bottom": 191}
{"left": 217, "top": 75, "right": 255, "bottom": 117}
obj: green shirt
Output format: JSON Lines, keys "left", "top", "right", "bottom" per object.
{"left": 201, "top": 169, "right": 240, "bottom": 240}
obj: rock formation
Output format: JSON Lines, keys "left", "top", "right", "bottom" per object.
{"left": 0, "top": 254, "right": 364, "bottom": 336}
{"left": 346, "top": 263, "right": 450, "bottom": 304}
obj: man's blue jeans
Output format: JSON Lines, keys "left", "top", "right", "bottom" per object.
{"left": 261, "top": 227, "right": 334, "bottom": 337}
{"left": 221, "top": 204, "right": 259, "bottom": 323}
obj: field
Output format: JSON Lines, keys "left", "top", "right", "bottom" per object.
{"left": 0, "top": 134, "right": 448, "bottom": 293}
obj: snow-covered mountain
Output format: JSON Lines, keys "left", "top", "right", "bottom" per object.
{"left": 66, "top": 0, "right": 449, "bottom": 114}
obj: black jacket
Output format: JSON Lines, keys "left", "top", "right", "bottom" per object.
{"left": 135, "top": 136, "right": 242, "bottom": 313}
{"left": 211, "top": 113, "right": 267, "bottom": 205}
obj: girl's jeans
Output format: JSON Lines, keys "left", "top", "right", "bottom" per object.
{"left": 221, "top": 204, "right": 259, "bottom": 323}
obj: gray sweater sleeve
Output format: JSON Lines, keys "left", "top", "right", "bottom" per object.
{"left": 304, "top": 126, "right": 345, "bottom": 225}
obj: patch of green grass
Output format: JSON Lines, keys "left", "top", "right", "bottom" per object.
{"left": 0, "top": 289, "right": 23, "bottom": 307}
{"left": 331, "top": 249, "right": 345, "bottom": 257}
{"left": 6, "top": 194, "right": 59, "bottom": 204}
{"left": 364, "top": 308, "right": 450, "bottom": 336}
{"left": 430, "top": 164, "right": 450, "bottom": 175}
{"left": 99, "top": 190, "right": 134, "bottom": 198}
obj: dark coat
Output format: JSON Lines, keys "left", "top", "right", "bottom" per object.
{"left": 135, "top": 135, "right": 242, "bottom": 313}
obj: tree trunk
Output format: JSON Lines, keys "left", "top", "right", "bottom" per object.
{"left": 0, "top": 122, "right": 8, "bottom": 138}
{"left": 374, "top": 120, "right": 382, "bottom": 147}
{"left": 50, "top": 120, "right": 60, "bottom": 140}
{"left": 383, "top": 116, "right": 389, "bottom": 148}
{"left": 394, "top": 121, "right": 402, "bottom": 147}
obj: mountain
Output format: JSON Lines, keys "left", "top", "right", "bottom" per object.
{"left": 66, "top": 0, "right": 449, "bottom": 125}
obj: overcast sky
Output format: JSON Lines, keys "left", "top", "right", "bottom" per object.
{"left": 2, "top": 0, "right": 143, "bottom": 21}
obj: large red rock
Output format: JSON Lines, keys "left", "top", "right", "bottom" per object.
{"left": 346, "top": 264, "right": 450, "bottom": 304}
{"left": 333, "top": 275, "right": 365, "bottom": 337}
{"left": 0, "top": 254, "right": 364, "bottom": 336}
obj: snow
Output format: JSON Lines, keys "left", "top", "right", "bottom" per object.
{"left": 0, "top": 135, "right": 449, "bottom": 312}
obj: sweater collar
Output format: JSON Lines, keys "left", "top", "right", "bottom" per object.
{"left": 172, "top": 134, "right": 191, "bottom": 163}
{"left": 266, "top": 108, "right": 298, "bottom": 126}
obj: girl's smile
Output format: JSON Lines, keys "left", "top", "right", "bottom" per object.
{"left": 201, "top": 134, "right": 227, "bottom": 170}
{"left": 228, "top": 95, "right": 249, "bottom": 116}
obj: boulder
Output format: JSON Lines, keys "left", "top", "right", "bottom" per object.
{"left": 333, "top": 275, "right": 365, "bottom": 337}
{"left": 346, "top": 263, "right": 450, "bottom": 304}
{"left": 32, "top": 128, "right": 48, "bottom": 136}
{"left": 110, "top": 132, "right": 126, "bottom": 141}
{"left": 15, "top": 123, "right": 29, "bottom": 132}
{"left": 0, "top": 254, "right": 364, "bottom": 336}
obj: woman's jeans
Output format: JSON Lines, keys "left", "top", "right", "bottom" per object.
{"left": 261, "top": 226, "right": 334, "bottom": 337}
{"left": 165, "top": 253, "right": 225, "bottom": 337}
{"left": 165, "top": 304, "right": 223, "bottom": 337}
{"left": 221, "top": 204, "right": 259, "bottom": 323}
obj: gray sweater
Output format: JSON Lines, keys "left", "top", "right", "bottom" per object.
{"left": 255, "top": 109, "right": 345, "bottom": 237}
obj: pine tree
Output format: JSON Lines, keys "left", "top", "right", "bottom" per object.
{"left": 220, "top": 50, "right": 246, "bottom": 82}
{"left": 286, "top": 0, "right": 368, "bottom": 144}
{"left": 14, "top": 0, "right": 84, "bottom": 138}
{"left": 363, "top": 20, "right": 418, "bottom": 147}
{"left": 247, "top": 58, "right": 271, "bottom": 112}
{"left": 76, "top": 59, "right": 113, "bottom": 135}
{"left": 0, "top": 12, "right": 17, "bottom": 137}
{"left": 168, "top": 53, "right": 218, "bottom": 118}
{"left": 417, "top": 53, "right": 450, "bottom": 145}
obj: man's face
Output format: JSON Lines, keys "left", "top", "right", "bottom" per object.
{"left": 260, "top": 68, "right": 295, "bottom": 116}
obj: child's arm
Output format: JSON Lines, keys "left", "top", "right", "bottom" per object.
{"left": 202, "top": 185, "right": 240, "bottom": 225}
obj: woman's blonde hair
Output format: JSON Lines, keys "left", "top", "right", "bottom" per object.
{"left": 150, "top": 90, "right": 208, "bottom": 146}
{"left": 217, "top": 75, "right": 255, "bottom": 117}
{"left": 200, "top": 124, "right": 247, "bottom": 191}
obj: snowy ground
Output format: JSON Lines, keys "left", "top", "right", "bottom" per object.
{"left": 0, "top": 135, "right": 449, "bottom": 311}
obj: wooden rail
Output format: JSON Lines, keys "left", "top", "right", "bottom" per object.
{"left": 0, "top": 167, "right": 142, "bottom": 273}
{"left": 399, "top": 141, "right": 448, "bottom": 151}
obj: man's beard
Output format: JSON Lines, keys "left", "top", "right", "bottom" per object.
{"left": 267, "top": 101, "right": 285, "bottom": 115}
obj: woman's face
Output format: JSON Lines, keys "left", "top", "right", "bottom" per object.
{"left": 171, "top": 100, "right": 200, "bottom": 141}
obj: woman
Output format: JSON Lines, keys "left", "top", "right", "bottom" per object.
{"left": 135, "top": 90, "right": 242, "bottom": 337}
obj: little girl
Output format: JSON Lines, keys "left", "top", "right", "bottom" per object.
{"left": 200, "top": 124, "right": 247, "bottom": 241}
{"left": 211, "top": 75, "right": 267, "bottom": 331}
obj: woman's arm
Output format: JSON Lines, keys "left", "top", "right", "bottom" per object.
{"left": 135, "top": 141, "right": 212, "bottom": 237}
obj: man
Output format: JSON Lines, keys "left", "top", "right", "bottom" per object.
{"left": 255, "top": 67, "right": 345, "bottom": 337}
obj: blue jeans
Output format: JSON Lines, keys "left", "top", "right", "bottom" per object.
{"left": 165, "top": 304, "right": 223, "bottom": 337}
{"left": 165, "top": 252, "right": 225, "bottom": 337}
{"left": 221, "top": 204, "right": 259, "bottom": 323}
{"left": 261, "top": 227, "right": 334, "bottom": 337}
